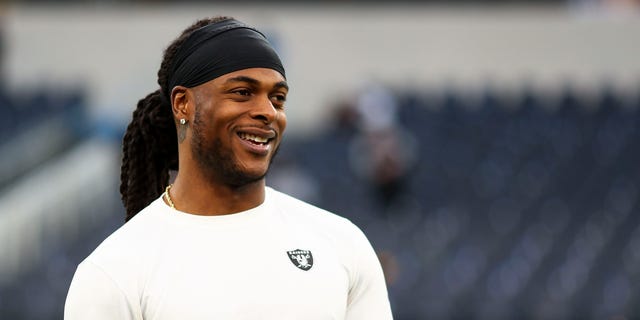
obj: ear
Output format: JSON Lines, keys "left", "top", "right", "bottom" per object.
{"left": 170, "top": 86, "right": 192, "bottom": 122}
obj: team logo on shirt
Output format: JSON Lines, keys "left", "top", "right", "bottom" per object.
{"left": 286, "top": 249, "right": 313, "bottom": 271}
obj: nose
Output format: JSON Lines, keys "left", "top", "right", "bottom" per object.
{"left": 250, "top": 94, "right": 278, "bottom": 124}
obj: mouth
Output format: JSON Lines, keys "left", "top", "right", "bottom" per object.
{"left": 238, "top": 132, "right": 272, "bottom": 145}
{"left": 236, "top": 129, "right": 276, "bottom": 155}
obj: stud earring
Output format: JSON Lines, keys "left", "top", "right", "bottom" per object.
{"left": 179, "top": 119, "right": 187, "bottom": 125}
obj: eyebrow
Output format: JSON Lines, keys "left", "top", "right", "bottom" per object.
{"left": 274, "top": 81, "right": 289, "bottom": 91}
{"left": 224, "top": 76, "right": 289, "bottom": 91}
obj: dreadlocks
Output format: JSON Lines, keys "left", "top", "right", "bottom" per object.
{"left": 120, "top": 16, "right": 233, "bottom": 221}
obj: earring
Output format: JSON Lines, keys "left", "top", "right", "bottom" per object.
{"left": 179, "top": 119, "right": 187, "bottom": 125}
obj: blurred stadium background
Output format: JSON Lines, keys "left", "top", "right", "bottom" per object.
{"left": 1, "top": 0, "right": 639, "bottom": 319}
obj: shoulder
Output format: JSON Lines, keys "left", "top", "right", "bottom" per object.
{"left": 82, "top": 197, "right": 169, "bottom": 277}
{"left": 267, "top": 187, "right": 351, "bottom": 224}
{"left": 68, "top": 197, "right": 170, "bottom": 308}
{"left": 266, "top": 187, "right": 367, "bottom": 241}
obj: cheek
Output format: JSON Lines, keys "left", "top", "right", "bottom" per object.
{"left": 277, "top": 112, "right": 287, "bottom": 133}
{"left": 208, "top": 109, "right": 235, "bottom": 135}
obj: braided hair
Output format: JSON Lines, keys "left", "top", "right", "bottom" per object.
{"left": 120, "top": 16, "right": 232, "bottom": 221}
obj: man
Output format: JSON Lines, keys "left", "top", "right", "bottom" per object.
{"left": 64, "top": 16, "right": 393, "bottom": 319}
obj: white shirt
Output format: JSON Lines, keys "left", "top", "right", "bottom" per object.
{"left": 65, "top": 187, "right": 393, "bottom": 320}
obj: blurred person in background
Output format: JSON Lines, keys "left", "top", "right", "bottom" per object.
{"left": 348, "top": 81, "right": 417, "bottom": 211}
{"left": 64, "top": 16, "right": 392, "bottom": 319}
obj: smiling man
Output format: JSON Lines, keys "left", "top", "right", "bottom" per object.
{"left": 64, "top": 16, "right": 393, "bottom": 320}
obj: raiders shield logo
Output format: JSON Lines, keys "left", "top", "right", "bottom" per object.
{"left": 287, "top": 249, "right": 313, "bottom": 271}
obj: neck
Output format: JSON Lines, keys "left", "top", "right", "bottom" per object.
{"left": 169, "top": 173, "right": 266, "bottom": 216}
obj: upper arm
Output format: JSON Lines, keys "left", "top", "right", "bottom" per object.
{"left": 64, "top": 260, "right": 140, "bottom": 320}
{"left": 345, "top": 226, "right": 394, "bottom": 320}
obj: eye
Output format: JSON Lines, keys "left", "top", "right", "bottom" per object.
{"left": 232, "top": 89, "right": 252, "bottom": 97}
{"left": 272, "top": 94, "right": 286, "bottom": 103}
{"left": 271, "top": 92, "right": 287, "bottom": 103}
{"left": 270, "top": 94, "right": 287, "bottom": 109}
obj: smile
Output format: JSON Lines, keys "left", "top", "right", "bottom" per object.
{"left": 238, "top": 132, "right": 270, "bottom": 145}
{"left": 236, "top": 130, "right": 275, "bottom": 156}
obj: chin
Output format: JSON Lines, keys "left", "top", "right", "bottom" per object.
{"left": 217, "top": 162, "right": 270, "bottom": 188}
{"left": 240, "top": 166, "right": 270, "bottom": 181}
{"left": 226, "top": 172, "right": 267, "bottom": 188}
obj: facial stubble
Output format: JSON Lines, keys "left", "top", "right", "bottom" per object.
{"left": 190, "top": 106, "right": 279, "bottom": 188}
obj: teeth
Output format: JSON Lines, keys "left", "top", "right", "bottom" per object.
{"left": 240, "top": 133, "right": 269, "bottom": 143}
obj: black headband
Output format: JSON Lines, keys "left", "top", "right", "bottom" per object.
{"left": 166, "top": 19, "right": 286, "bottom": 99}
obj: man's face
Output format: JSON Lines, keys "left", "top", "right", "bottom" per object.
{"left": 190, "top": 68, "right": 288, "bottom": 187}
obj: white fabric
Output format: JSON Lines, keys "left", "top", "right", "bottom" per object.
{"left": 65, "top": 187, "right": 393, "bottom": 320}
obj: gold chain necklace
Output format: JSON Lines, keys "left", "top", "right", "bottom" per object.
{"left": 164, "top": 184, "right": 176, "bottom": 210}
